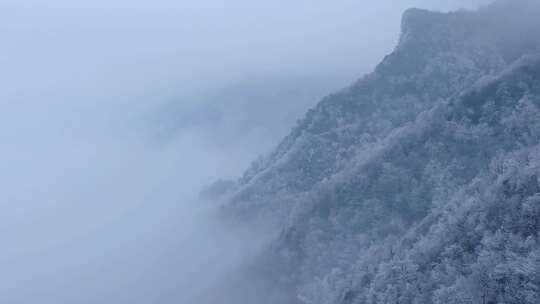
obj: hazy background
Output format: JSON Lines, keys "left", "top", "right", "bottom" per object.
{"left": 0, "top": 0, "right": 492, "bottom": 303}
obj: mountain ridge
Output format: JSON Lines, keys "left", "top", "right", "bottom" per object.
{"left": 217, "top": 1, "right": 540, "bottom": 303}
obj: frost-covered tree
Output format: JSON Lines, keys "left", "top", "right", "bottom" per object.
{"left": 217, "top": 1, "right": 540, "bottom": 303}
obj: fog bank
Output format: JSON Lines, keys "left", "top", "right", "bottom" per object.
{"left": 0, "top": 0, "right": 494, "bottom": 303}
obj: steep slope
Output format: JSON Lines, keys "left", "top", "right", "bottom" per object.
{"left": 296, "top": 53, "right": 540, "bottom": 304}
{"left": 229, "top": 4, "right": 514, "bottom": 217}
{"left": 221, "top": 1, "right": 540, "bottom": 303}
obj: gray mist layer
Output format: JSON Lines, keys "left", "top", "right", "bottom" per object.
{"left": 0, "top": 0, "right": 493, "bottom": 303}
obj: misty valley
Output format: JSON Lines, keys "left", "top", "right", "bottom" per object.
{"left": 1, "top": 0, "right": 540, "bottom": 303}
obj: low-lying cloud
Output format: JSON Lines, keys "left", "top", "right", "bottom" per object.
{"left": 0, "top": 0, "right": 495, "bottom": 303}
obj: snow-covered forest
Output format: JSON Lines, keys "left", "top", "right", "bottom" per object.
{"left": 216, "top": 1, "right": 540, "bottom": 303}
{"left": 1, "top": 0, "right": 539, "bottom": 303}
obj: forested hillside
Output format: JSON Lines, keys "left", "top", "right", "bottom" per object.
{"left": 219, "top": 1, "right": 540, "bottom": 303}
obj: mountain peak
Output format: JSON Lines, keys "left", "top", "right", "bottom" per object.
{"left": 400, "top": 8, "right": 444, "bottom": 39}
{"left": 396, "top": 7, "right": 458, "bottom": 50}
